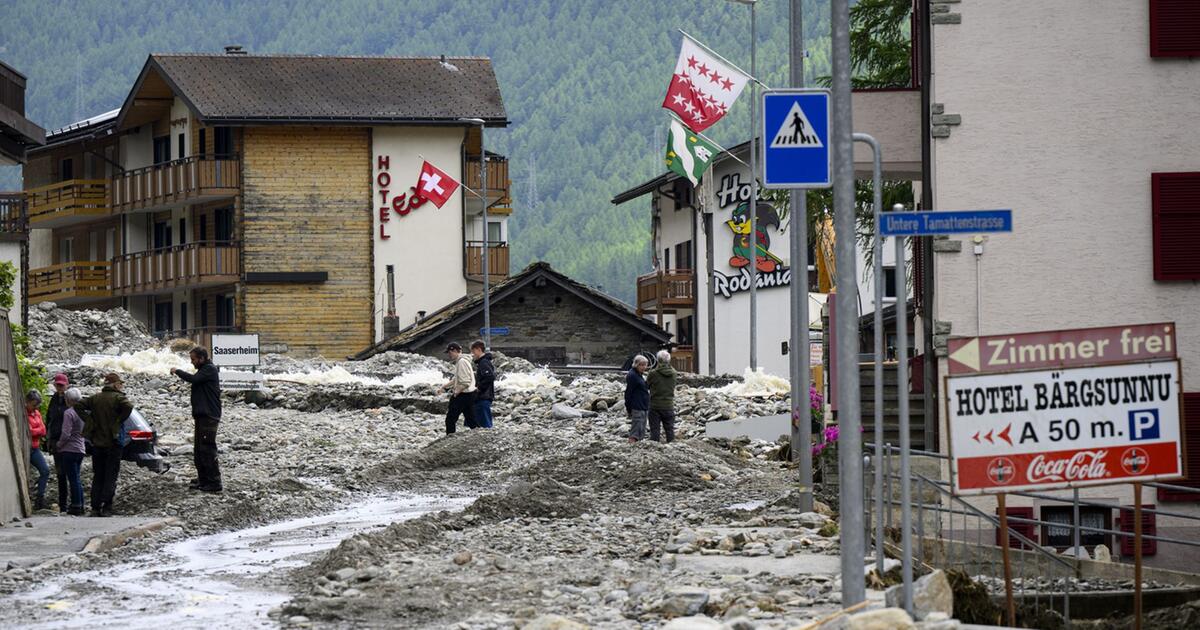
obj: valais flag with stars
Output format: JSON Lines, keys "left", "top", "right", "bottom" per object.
{"left": 415, "top": 160, "right": 460, "bottom": 209}
{"left": 663, "top": 34, "right": 750, "bottom": 133}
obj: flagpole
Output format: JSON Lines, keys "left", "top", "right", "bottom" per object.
{"left": 678, "top": 29, "right": 770, "bottom": 89}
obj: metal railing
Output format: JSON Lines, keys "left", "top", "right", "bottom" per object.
{"left": 864, "top": 442, "right": 1200, "bottom": 625}
{"left": 111, "top": 154, "right": 240, "bottom": 214}
{"left": 111, "top": 241, "right": 240, "bottom": 296}
{"left": 635, "top": 269, "right": 696, "bottom": 313}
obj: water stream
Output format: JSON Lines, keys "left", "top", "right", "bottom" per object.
{"left": 15, "top": 495, "right": 472, "bottom": 628}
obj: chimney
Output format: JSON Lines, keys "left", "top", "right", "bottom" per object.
{"left": 224, "top": 45, "right": 247, "bottom": 55}
{"left": 416, "top": 310, "right": 427, "bottom": 324}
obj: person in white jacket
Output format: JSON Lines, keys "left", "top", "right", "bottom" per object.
{"left": 442, "top": 342, "right": 477, "bottom": 434}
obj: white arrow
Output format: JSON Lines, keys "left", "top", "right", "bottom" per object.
{"left": 950, "top": 338, "right": 981, "bottom": 372}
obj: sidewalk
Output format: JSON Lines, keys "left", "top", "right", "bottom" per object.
{"left": 0, "top": 512, "right": 176, "bottom": 569}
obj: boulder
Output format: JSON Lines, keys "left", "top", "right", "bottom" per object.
{"left": 660, "top": 587, "right": 710, "bottom": 617}
{"left": 885, "top": 570, "right": 953, "bottom": 621}
{"left": 846, "top": 607, "right": 915, "bottom": 630}
{"left": 551, "top": 403, "right": 585, "bottom": 419}
{"left": 1093, "top": 544, "right": 1112, "bottom": 563}
{"left": 523, "top": 614, "right": 589, "bottom": 630}
{"left": 661, "top": 616, "right": 722, "bottom": 630}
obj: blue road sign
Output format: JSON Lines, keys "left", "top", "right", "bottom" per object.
{"left": 760, "top": 89, "right": 831, "bottom": 189}
{"left": 480, "top": 327, "right": 511, "bottom": 336}
{"left": 879, "top": 209, "right": 1013, "bottom": 236}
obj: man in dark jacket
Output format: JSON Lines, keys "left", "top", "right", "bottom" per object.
{"left": 46, "top": 373, "right": 70, "bottom": 512}
{"left": 80, "top": 373, "right": 133, "bottom": 516}
{"left": 646, "top": 350, "right": 678, "bottom": 443}
{"left": 172, "top": 347, "right": 222, "bottom": 492}
{"left": 470, "top": 340, "right": 496, "bottom": 429}
{"left": 625, "top": 355, "right": 650, "bottom": 442}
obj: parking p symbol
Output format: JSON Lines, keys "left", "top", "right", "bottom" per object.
{"left": 1128, "top": 410, "right": 1160, "bottom": 441}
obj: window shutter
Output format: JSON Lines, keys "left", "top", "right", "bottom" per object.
{"left": 1159, "top": 393, "right": 1200, "bottom": 502}
{"left": 1150, "top": 0, "right": 1200, "bottom": 58}
{"left": 1151, "top": 173, "right": 1200, "bottom": 281}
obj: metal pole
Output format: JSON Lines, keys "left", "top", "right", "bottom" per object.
{"left": 853, "top": 132, "right": 884, "bottom": 575}
{"left": 895, "top": 202, "right": 913, "bottom": 614}
{"left": 1134, "top": 483, "right": 1144, "bottom": 630}
{"left": 705, "top": 212, "right": 717, "bottom": 375}
{"left": 481, "top": 124, "right": 491, "bottom": 350}
{"left": 789, "top": 0, "right": 813, "bottom": 513}
{"left": 748, "top": 0, "right": 759, "bottom": 371}
{"left": 998, "top": 493, "right": 1017, "bottom": 626}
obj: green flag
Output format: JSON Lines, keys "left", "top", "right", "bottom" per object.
{"left": 665, "top": 118, "right": 718, "bottom": 187}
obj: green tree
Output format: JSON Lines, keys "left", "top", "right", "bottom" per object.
{"left": 0, "top": 261, "right": 47, "bottom": 406}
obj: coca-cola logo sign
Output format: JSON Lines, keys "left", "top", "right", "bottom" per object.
{"left": 986, "top": 458, "right": 1016, "bottom": 485}
{"left": 1027, "top": 450, "right": 1109, "bottom": 483}
{"left": 1120, "top": 447, "right": 1149, "bottom": 475}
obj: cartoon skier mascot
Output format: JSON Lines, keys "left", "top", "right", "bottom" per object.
{"left": 726, "top": 201, "right": 784, "bottom": 272}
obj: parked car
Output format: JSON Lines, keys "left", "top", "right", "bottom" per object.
{"left": 121, "top": 409, "right": 170, "bottom": 474}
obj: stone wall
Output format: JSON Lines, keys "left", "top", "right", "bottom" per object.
{"left": 415, "top": 282, "right": 662, "bottom": 366}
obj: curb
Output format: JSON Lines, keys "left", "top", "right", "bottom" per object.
{"left": 80, "top": 517, "right": 179, "bottom": 554}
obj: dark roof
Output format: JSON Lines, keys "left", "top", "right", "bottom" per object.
{"left": 352, "top": 262, "right": 670, "bottom": 360}
{"left": 119, "top": 54, "right": 507, "bottom": 128}
{"left": 610, "top": 139, "right": 751, "bottom": 205}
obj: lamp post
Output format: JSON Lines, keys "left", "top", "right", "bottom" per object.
{"left": 460, "top": 117, "right": 491, "bottom": 349}
{"left": 726, "top": 0, "right": 758, "bottom": 371}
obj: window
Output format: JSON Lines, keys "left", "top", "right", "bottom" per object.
{"left": 216, "top": 295, "right": 235, "bottom": 328}
{"left": 1160, "top": 393, "right": 1200, "bottom": 501}
{"left": 883, "top": 266, "right": 897, "bottom": 299}
{"left": 200, "top": 299, "right": 209, "bottom": 328}
{"left": 153, "top": 302, "right": 173, "bottom": 334}
{"left": 663, "top": 248, "right": 671, "bottom": 271}
{"left": 1150, "top": 0, "right": 1200, "bottom": 57}
{"left": 180, "top": 302, "right": 188, "bottom": 331}
{"left": 487, "top": 221, "right": 503, "bottom": 243}
{"left": 674, "top": 240, "right": 694, "bottom": 271}
{"left": 1040, "top": 505, "right": 1112, "bottom": 551}
{"left": 199, "top": 213, "right": 208, "bottom": 241}
{"left": 214, "top": 127, "right": 233, "bottom": 157}
{"left": 89, "top": 232, "right": 98, "bottom": 261}
{"left": 60, "top": 158, "right": 73, "bottom": 180}
{"left": 178, "top": 218, "right": 186, "bottom": 245}
{"left": 177, "top": 133, "right": 185, "bottom": 160}
{"left": 153, "top": 136, "right": 171, "bottom": 164}
{"left": 677, "top": 315, "right": 695, "bottom": 346}
{"left": 1151, "top": 172, "right": 1200, "bottom": 280}
{"left": 106, "top": 228, "right": 116, "bottom": 260}
{"left": 153, "top": 221, "right": 172, "bottom": 249}
{"left": 59, "top": 237, "right": 73, "bottom": 263}
{"left": 198, "top": 128, "right": 207, "bottom": 155}
{"left": 215, "top": 207, "right": 234, "bottom": 241}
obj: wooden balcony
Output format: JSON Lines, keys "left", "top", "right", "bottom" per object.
{"left": 111, "top": 155, "right": 240, "bottom": 214}
{"left": 465, "top": 240, "right": 510, "bottom": 282}
{"left": 670, "top": 346, "right": 696, "bottom": 373}
{"left": 464, "top": 156, "right": 512, "bottom": 215}
{"left": 0, "top": 193, "right": 27, "bottom": 239}
{"left": 25, "top": 180, "right": 110, "bottom": 228}
{"left": 111, "top": 241, "right": 241, "bottom": 297}
{"left": 28, "top": 261, "right": 111, "bottom": 305}
{"left": 636, "top": 269, "right": 696, "bottom": 314}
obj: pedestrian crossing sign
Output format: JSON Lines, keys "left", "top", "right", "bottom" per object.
{"left": 761, "top": 89, "right": 831, "bottom": 189}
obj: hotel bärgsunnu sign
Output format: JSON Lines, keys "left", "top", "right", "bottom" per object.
{"left": 946, "top": 323, "right": 1184, "bottom": 495}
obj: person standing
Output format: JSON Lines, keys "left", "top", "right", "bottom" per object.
{"left": 80, "top": 373, "right": 132, "bottom": 517}
{"left": 471, "top": 340, "right": 495, "bottom": 429}
{"left": 625, "top": 355, "right": 650, "bottom": 442}
{"left": 646, "top": 350, "right": 678, "bottom": 443}
{"left": 46, "top": 373, "right": 69, "bottom": 512}
{"left": 171, "top": 347, "right": 222, "bottom": 493}
{"left": 441, "top": 343, "right": 476, "bottom": 434}
{"left": 56, "top": 387, "right": 87, "bottom": 515}
{"left": 25, "top": 391, "right": 48, "bottom": 510}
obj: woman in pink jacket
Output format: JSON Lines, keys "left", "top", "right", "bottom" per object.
{"left": 26, "top": 390, "right": 48, "bottom": 510}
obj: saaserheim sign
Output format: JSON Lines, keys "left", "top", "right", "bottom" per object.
{"left": 710, "top": 169, "right": 794, "bottom": 298}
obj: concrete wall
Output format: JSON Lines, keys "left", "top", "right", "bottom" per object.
{"left": 371, "top": 127, "right": 468, "bottom": 341}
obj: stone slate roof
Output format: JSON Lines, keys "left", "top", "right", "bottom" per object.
{"left": 352, "top": 262, "right": 670, "bottom": 360}
{"left": 127, "top": 53, "right": 507, "bottom": 126}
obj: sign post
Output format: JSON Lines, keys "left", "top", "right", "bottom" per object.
{"left": 211, "top": 333, "right": 262, "bottom": 392}
{"left": 997, "top": 492, "right": 1016, "bottom": 625}
{"left": 1134, "top": 482, "right": 1144, "bottom": 630}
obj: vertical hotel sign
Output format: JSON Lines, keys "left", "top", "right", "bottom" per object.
{"left": 374, "top": 155, "right": 428, "bottom": 240}
{"left": 945, "top": 323, "right": 1185, "bottom": 495}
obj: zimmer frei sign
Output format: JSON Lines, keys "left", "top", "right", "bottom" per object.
{"left": 946, "top": 323, "right": 1184, "bottom": 495}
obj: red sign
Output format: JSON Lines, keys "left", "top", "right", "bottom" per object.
{"left": 957, "top": 442, "right": 1181, "bottom": 491}
{"left": 947, "top": 322, "right": 1177, "bottom": 375}
{"left": 374, "top": 155, "right": 431, "bottom": 240}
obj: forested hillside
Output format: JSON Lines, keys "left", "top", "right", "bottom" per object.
{"left": 0, "top": 0, "right": 833, "bottom": 302}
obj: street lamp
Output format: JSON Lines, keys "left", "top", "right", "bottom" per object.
{"left": 459, "top": 117, "right": 491, "bottom": 350}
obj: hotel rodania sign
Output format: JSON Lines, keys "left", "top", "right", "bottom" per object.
{"left": 711, "top": 172, "right": 793, "bottom": 299}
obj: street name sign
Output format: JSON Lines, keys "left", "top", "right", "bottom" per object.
{"left": 947, "top": 323, "right": 1182, "bottom": 495}
{"left": 760, "top": 89, "right": 831, "bottom": 189}
{"left": 212, "top": 333, "right": 261, "bottom": 367}
{"left": 879, "top": 209, "right": 1012, "bottom": 236}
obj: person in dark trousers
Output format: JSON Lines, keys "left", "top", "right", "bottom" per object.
{"left": 625, "top": 355, "right": 650, "bottom": 442}
{"left": 441, "top": 342, "right": 476, "bottom": 434}
{"left": 646, "top": 350, "right": 678, "bottom": 443}
{"left": 470, "top": 340, "right": 495, "bottom": 429}
{"left": 57, "top": 387, "right": 87, "bottom": 515}
{"left": 46, "top": 373, "right": 69, "bottom": 512}
{"left": 25, "top": 391, "right": 48, "bottom": 510}
{"left": 172, "top": 347, "right": 222, "bottom": 492}
{"left": 80, "top": 373, "right": 132, "bottom": 517}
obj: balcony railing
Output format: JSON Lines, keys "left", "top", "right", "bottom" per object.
{"left": 671, "top": 346, "right": 696, "bottom": 373}
{"left": 464, "top": 156, "right": 512, "bottom": 215}
{"left": 28, "top": 261, "right": 111, "bottom": 305}
{"left": 24, "top": 179, "right": 110, "bottom": 228}
{"left": 112, "top": 155, "right": 240, "bottom": 214}
{"left": 0, "top": 193, "right": 27, "bottom": 235}
{"left": 111, "top": 241, "right": 241, "bottom": 296}
{"left": 635, "top": 269, "right": 696, "bottom": 314}
{"left": 465, "top": 240, "right": 510, "bottom": 282}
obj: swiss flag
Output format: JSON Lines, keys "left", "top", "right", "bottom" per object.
{"left": 414, "top": 160, "right": 460, "bottom": 209}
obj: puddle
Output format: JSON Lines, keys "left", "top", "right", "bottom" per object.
{"left": 13, "top": 495, "right": 472, "bottom": 628}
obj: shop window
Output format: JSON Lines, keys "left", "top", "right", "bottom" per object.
{"left": 1151, "top": 172, "right": 1200, "bottom": 280}
{"left": 1150, "top": 0, "right": 1200, "bottom": 57}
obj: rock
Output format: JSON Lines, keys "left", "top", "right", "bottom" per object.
{"left": 797, "top": 512, "right": 828, "bottom": 528}
{"left": 886, "top": 570, "right": 952, "bottom": 621}
{"left": 453, "top": 551, "right": 473, "bottom": 565}
{"left": 717, "top": 536, "right": 737, "bottom": 552}
{"left": 341, "top": 588, "right": 362, "bottom": 597}
{"left": 662, "top": 616, "right": 723, "bottom": 630}
{"left": 722, "top": 616, "right": 757, "bottom": 630}
{"left": 522, "top": 614, "right": 589, "bottom": 630}
{"left": 846, "top": 608, "right": 914, "bottom": 630}
{"left": 288, "top": 616, "right": 310, "bottom": 625}
{"left": 661, "top": 587, "right": 711, "bottom": 617}
{"left": 628, "top": 581, "right": 652, "bottom": 599}
{"left": 1093, "top": 544, "right": 1112, "bottom": 563}
{"left": 332, "top": 567, "right": 356, "bottom": 581}
{"left": 1063, "top": 546, "right": 1091, "bottom": 560}
{"left": 551, "top": 403, "right": 585, "bottom": 419}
